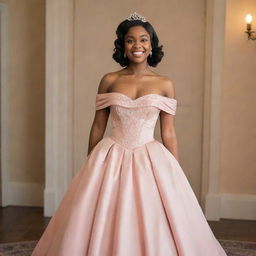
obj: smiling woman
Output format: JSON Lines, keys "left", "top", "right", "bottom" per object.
{"left": 125, "top": 28, "right": 151, "bottom": 60}
{"left": 31, "top": 12, "right": 228, "bottom": 256}
{"left": 112, "top": 18, "right": 164, "bottom": 67}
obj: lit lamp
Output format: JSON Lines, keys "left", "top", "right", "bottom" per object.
{"left": 245, "top": 14, "right": 256, "bottom": 40}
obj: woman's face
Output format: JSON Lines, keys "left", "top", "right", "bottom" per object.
{"left": 124, "top": 25, "right": 152, "bottom": 64}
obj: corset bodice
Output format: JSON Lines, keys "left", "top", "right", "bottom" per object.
{"left": 95, "top": 92, "right": 177, "bottom": 150}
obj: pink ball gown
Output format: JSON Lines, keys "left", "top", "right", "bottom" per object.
{"left": 32, "top": 92, "right": 227, "bottom": 256}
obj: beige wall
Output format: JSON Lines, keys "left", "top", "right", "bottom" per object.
{"left": 220, "top": 0, "right": 256, "bottom": 194}
{"left": 74, "top": 0, "right": 206, "bottom": 198}
{"left": 3, "top": 0, "right": 255, "bottom": 210}
{"left": 1, "top": 0, "right": 45, "bottom": 184}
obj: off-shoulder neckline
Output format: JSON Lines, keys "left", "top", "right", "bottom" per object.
{"left": 96, "top": 92, "right": 177, "bottom": 102}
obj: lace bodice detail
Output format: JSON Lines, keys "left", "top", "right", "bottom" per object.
{"left": 95, "top": 92, "right": 177, "bottom": 150}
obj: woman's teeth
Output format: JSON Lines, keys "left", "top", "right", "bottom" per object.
{"left": 132, "top": 51, "right": 144, "bottom": 56}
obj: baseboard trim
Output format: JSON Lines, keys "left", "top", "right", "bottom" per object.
{"left": 205, "top": 193, "right": 221, "bottom": 220}
{"left": 7, "top": 181, "right": 44, "bottom": 207}
{"left": 44, "top": 187, "right": 57, "bottom": 217}
{"left": 205, "top": 193, "right": 256, "bottom": 220}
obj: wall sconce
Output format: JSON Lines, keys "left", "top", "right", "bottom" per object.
{"left": 245, "top": 14, "right": 256, "bottom": 40}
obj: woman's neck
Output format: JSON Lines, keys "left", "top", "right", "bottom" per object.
{"left": 125, "top": 62, "right": 151, "bottom": 76}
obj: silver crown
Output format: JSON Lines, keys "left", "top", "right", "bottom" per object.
{"left": 126, "top": 12, "right": 146, "bottom": 22}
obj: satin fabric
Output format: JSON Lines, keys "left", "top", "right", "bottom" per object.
{"left": 32, "top": 92, "right": 227, "bottom": 256}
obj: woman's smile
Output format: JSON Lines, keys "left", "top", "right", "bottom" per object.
{"left": 132, "top": 51, "right": 145, "bottom": 57}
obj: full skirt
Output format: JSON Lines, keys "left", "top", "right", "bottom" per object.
{"left": 32, "top": 137, "right": 227, "bottom": 256}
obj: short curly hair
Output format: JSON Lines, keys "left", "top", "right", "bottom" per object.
{"left": 112, "top": 19, "right": 164, "bottom": 67}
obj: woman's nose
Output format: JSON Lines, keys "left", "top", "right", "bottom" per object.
{"left": 133, "top": 41, "right": 142, "bottom": 48}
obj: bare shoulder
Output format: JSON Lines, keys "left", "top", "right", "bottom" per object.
{"left": 159, "top": 75, "right": 175, "bottom": 99}
{"left": 97, "top": 72, "right": 119, "bottom": 94}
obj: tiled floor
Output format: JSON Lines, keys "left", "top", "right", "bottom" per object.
{"left": 0, "top": 206, "right": 255, "bottom": 243}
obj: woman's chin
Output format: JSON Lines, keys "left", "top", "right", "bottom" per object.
{"left": 128, "top": 57, "right": 148, "bottom": 64}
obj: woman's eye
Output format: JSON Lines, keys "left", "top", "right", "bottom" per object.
{"left": 126, "top": 39, "right": 148, "bottom": 43}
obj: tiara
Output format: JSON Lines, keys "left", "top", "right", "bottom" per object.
{"left": 126, "top": 12, "right": 146, "bottom": 22}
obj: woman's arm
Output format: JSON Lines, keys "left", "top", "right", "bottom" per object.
{"left": 87, "top": 108, "right": 109, "bottom": 156}
{"left": 159, "top": 78, "right": 179, "bottom": 161}
{"left": 87, "top": 72, "right": 115, "bottom": 156}
{"left": 160, "top": 113, "right": 179, "bottom": 161}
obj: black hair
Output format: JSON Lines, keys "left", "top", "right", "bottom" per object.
{"left": 112, "top": 19, "right": 164, "bottom": 67}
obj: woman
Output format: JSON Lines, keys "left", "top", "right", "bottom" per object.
{"left": 32, "top": 12, "right": 227, "bottom": 255}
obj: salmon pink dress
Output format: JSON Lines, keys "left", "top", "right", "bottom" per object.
{"left": 32, "top": 92, "right": 227, "bottom": 256}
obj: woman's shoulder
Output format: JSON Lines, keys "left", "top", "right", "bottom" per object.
{"left": 150, "top": 71, "right": 172, "bottom": 81}
{"left": 162, "top": 76, "right": 175, "bottom": 99}
{"left": 151, "top": 73, "right": 175, "bottom": 98}
{"left": 97, "top": 71, "right": 120, "bottom": 94}
{"left": 100, "top": 69, "right": 126, "bottom": 81}
{"left": 97, "top": 68, "right": 131, "bottom": 93}
{"left": 148, "top": 71, "right": 172, "bottom": 82}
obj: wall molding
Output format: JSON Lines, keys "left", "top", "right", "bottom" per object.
{"left": 201, "top": 0, "right": 227, "bottom": 220}
{"left": 202, "top": 0, "right": 255, "bottom": 222}
{"left": 0, "top": 3, "right": 9, "bottom": 207}
{"left": 45, "top": 0, "right": 74, "bottom": 216}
